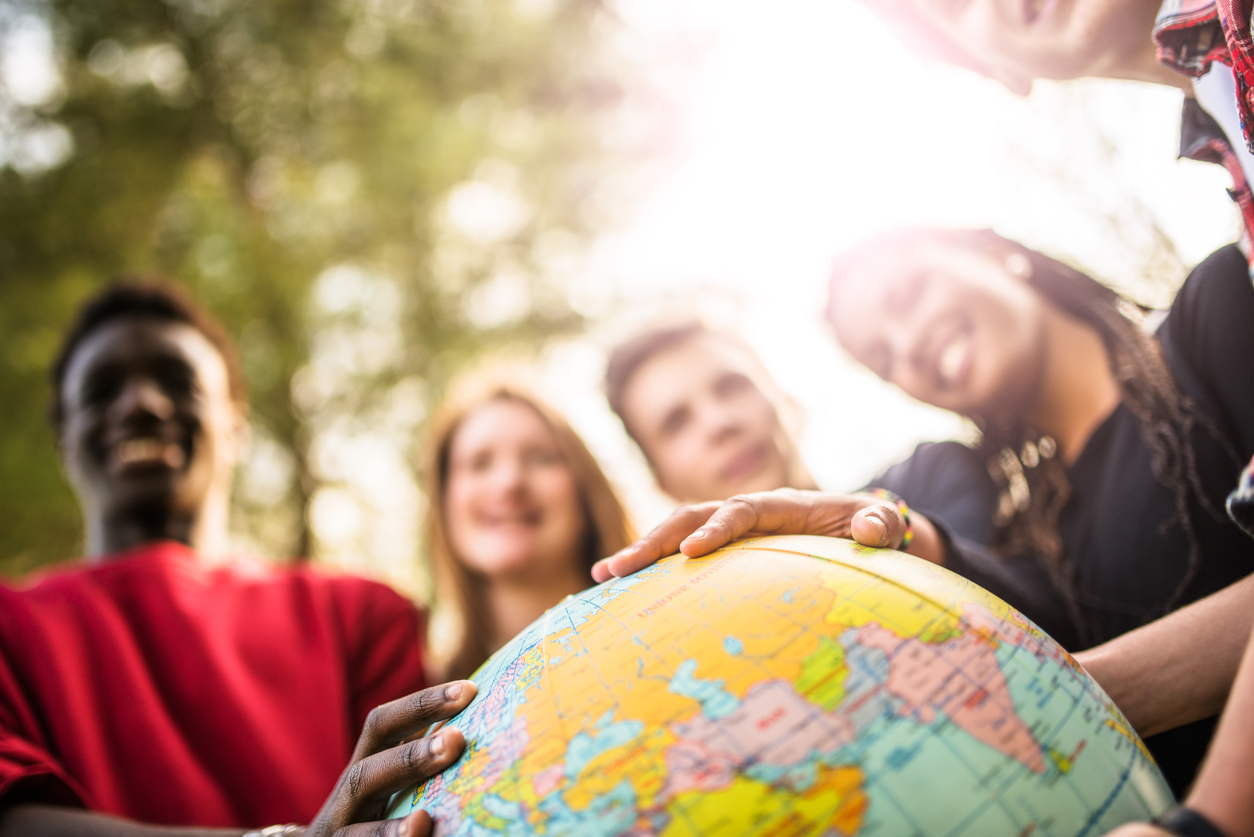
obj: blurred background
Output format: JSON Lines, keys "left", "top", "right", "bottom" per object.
{"left": 0, "top": 0, "right": 1240, "bottom": 597}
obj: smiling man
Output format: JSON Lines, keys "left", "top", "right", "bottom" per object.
{"left": 605, "top": 323, "right": 816, "bottom": 505}
{"left": 0, "top": 280, "right": 472, "bottom": 837}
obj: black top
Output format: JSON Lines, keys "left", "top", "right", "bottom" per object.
{"left": 870, "top": 243, "right": 1254, "bottom": 797}
{"left": 869, "top": 440, "right": 1082, "bottom": 648}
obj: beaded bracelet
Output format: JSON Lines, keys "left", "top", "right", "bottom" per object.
{"left": 869, "top": 488, "right": 914, "bottom": 551}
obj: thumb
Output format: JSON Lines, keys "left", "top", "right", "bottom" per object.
{"left": 398, "top": 808, "right": 433, "bottom": 837}
{"left": 850, "top": 503, "right": 905, "bottom": 549}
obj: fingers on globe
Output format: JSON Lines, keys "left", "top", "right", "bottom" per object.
{"left": 334, "top": 807, "right": 433, "bottom": 837}
{"left": 311, "top": 685, "right": 474, "bottom": 837}
{"left": 358, "top": 683, "right": 476, "bottom": 760}
{"left": 681, "top": 495, "right": 765, "bottom": 557}
{"left": 589, "top": 558, "right": 614, "bottom": 583}
{"left": 345, "top": 728, "right": 464, "bottom": 816}
{"left": 685, "top": 489, "right": 826, "bottom": 556}
{"left": 851, "top": 502, "right": 906, "bottom": 549}
{"left": 595, "top": 502, "right": 721, "bottom": 579}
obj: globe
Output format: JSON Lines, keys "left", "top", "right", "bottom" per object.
{"left": 391, "top": 535, "right": 1173, "bottom": 836}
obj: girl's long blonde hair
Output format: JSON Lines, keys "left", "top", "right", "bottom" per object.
{"left": 424, "top": 373, "right": 636, "bottom": 681}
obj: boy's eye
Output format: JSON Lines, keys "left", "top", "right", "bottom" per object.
{"left": 154, "top": 360, "right": 198, "bottom": 397}
{"left": 82, "top": 379, "right": 120, "bottom": 407}
{"left": 160, "top": 371, "right": 194, "bottom": 396}
{"left": 79, "top": 367, "right": 122, "bottom": 407}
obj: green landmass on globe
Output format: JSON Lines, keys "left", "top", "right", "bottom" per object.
{"left": 390, "top": 534, "right": 1174, "bottom": 836}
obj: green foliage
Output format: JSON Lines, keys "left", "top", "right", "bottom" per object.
{"left": 0, "top": 0, "right": 629, "bottom": 581}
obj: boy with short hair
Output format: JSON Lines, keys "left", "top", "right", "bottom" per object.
{"left": 0, "top": 279, "right": 470, "bottom": 837}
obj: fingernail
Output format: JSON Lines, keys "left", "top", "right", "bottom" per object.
{"left": 687, "top": 529, "right": 707, "bottom": 540}
{"left": 865, "top": 513, "right": 888, "bottom": 545}
{"left": 616, "top": 544, "right": 639, "bottom": 557}
{"left": 445, "top": 682, "right": 462, "bottom": 701}
{"left": 398, "top": 816, "right": 411, "bottom": 836}
{"left": 430, "top": 733, "right": 445, "bottom": 756}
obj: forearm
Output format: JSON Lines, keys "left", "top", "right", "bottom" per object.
{"left": 1075, "top": 574, "right": 1254, "bottom": 737}
{"left": 0, "top": 805, "right": 252, "bottom": 837}
{"left": 903, "top": 514, "right": 945, "bottom": 566}
{"left": 1185, "top": 618, "right": 1254, "bottom": 837}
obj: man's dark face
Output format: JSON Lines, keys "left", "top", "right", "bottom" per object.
{"left": 59, "top": 317, "right": 241, "bottom": 531}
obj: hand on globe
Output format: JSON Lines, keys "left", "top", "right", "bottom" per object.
{"left": 591, "top": 489, "right": 909, "bottom": 582}
{"left": 302, "top": 680, "right": 477, "bottom": 837}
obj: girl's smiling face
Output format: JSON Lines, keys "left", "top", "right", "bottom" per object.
{"left": 828, "top": 236, "right": 1048, "bottom": 421}
{"left": 444, "top": 398, "right": 588, "bottom": 584}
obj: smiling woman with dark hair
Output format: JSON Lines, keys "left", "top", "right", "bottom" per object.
{"left": 827, "top": 229, "right": 1253, "bottom": 650}
{"left": 829, "top": 229, "right": 1254, "bottom": 795}
{"left": 601, "top": 230, "right": 1254, "bottom": 796}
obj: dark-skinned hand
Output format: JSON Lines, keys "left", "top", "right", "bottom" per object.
{"left": 591, "top": 488, "right": 910, "bottom": 583}
{"left": 303, "top": 680, "right": 477, "bottom": 837}
{"left": 0, "top": 682, "right": 478, "bottom": 837}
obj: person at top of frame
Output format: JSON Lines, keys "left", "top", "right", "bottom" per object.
{"left": 0, "top": 279, "right": 472, "bottom": 837}
{"left": 873, "top": 0, "right": 1254, "bottom": 253}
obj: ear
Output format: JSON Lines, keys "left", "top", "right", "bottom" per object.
{"left": 990, "top": 67, "right": 1034, "bottom": 97}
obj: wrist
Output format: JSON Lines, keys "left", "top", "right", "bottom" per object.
{"left": 1188, "top": 787, "right": 1254, "bottom": 837}
{"left": 1153, "top": 806, "right": 1233, "bottom": 837}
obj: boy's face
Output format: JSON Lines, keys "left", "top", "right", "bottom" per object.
{"left": 901, "top": 0, "right": 1161, "bottom": 94}
{"left": 620, "top": 334, "right": 799, "bottom": 503}
{"left": 59, "top": 317, "right": 242, "bottom": 534}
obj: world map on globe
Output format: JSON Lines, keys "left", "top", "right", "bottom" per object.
{"left": 391, "top": 535, "right": 1174, "bottom": 836}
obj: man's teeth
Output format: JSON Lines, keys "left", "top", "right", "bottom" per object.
{"left": 938, "top": 334, "right": 969, "bottom": 385}
{"left": 114, "top": 438, "right": 185, "bottom": 467}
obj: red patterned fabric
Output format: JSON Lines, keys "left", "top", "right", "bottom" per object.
{"left": 0, "top": 542, "right": 427, "bottom": 828}
{"left": 1215, "top": 0, "right": 1254, "bottom": 154}
{"left": 1156, "top": 0, "right": 1254, "bottom": 257}
{"left": 1155, "top": 0, "right": 1233, "bottom": 77}
{"left": 1156, "top": 0, "right": 1254, "bottom": 252}
{"left": 1178, "top": 96, "right": 1254, "bottom": 254}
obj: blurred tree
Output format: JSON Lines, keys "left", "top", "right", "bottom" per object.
{"left": 0, "top": 0, "right": 638, "bottom": 588}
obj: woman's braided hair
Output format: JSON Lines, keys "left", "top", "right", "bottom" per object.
{"left": 834, "top": 228, "right": 1231, "bottom": 647}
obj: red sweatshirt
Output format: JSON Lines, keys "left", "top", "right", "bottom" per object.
{"left": 0, "top": 541, "right": 426, "bottom": 828}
